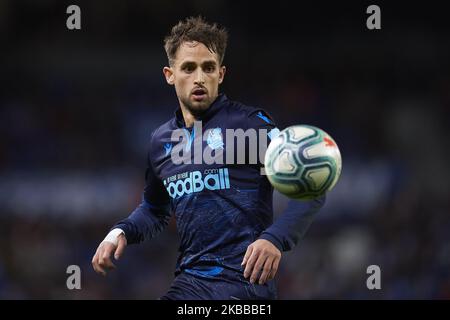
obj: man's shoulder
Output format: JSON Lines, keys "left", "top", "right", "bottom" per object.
{"left": 145, "top": 118, "right": 175, "bottom": 164}
{"left": 225, "top": 98, "right": 276, "bottom": 128}
{"left": 150, "top": 117, "right": 176, "bottom": 142}
{"left": 226, "top": 98, "right": 264, "bottom": 117}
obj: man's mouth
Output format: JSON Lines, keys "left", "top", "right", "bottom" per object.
{"left": 192, "top": 88, "right": 207, "bottom": 101}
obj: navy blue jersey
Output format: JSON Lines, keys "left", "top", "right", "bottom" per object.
{"left": 114, "top": 94, "right": 325, "bottom": 281}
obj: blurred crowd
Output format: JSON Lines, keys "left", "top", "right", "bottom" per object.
{"left": 1, "top": 1, "right": 449, "bottom": 299}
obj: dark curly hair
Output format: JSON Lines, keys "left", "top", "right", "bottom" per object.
{"left": 164, "top": 16, "right": 228, "bottom": 66}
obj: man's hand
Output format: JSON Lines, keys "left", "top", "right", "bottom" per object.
{"left": 241, "top": 239, "right": 281, "bottom": 285}
{"left": 92, "top": 233, "right": 127, "bottom": 276}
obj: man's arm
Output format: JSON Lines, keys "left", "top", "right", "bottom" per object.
{"left": 242, "top": 196, "right": 325, "bottom": 284}
{"left": 241, "top": 109, "right": 326, "bottom": 284}
{"left": 259, "top": 196, "right": 326, "bottom": 252}
{"left": 92, "top": 149, "right": 171, "bottom": 276}
{"left": 112, "top": 164, "right": 171, "bottom": 244}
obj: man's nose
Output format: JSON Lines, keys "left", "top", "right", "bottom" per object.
{"left": 194, "top": 69, "right": 205, "bottom": 85}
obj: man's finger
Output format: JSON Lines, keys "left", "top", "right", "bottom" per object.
{"left": 241, "top": 245, "right": 253, "bottom": 266}
{"left": 268, "top": 256, "right": 280, "bottom": 280}
{"left": 92, "top": 256, "right": 99, "bottom": 273}
{"left": 243, "top": 249, "right": 258, "bottom": 279}
{"left": 114, "top": 236, "right": 127, "bottom": 260}
{"left": 258, "top": 256, "right": 274, "bottom": 285}
{"left": 98, "top": 243, "right": 117, "bottom": 270}
{"left": 249, "top": 253, "right": 267, "bottom": 284}
{"left": 100, "top": 252, "right": 116, "bottom": 270}
{"left": 92, "top": 251, "right": 106, "bottom": 276}
{"left": 93, "top": 262, "right": 106, "bottom": 276}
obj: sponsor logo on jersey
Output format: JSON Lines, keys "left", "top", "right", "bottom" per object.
{"left": 163, "top": 168, "right": 231, "bottom": 199}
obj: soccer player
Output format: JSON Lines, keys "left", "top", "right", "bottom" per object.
{"left": 92, "top": 16, "right": 325, "bottom": 300}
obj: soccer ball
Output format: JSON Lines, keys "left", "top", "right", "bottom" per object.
{"left": 264, "top": 125, "right": 342, "bottom": 200}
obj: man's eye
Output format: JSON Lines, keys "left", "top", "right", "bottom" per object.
{"left": 204, "top": 66, "right": 215, "bottom": 73}
{"left": 183, "top": 66, "right": 195, "bottom": 73}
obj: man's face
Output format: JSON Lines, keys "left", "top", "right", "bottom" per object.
{"left": 163, "top": 41, "right": 226, "bottom": 117}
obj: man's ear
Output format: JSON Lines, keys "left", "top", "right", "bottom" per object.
{"left": 163, "top": 67, "right": 175, "bottom": 85}
{"left": 218, "top": 66, "right": 226, "bottom": 84}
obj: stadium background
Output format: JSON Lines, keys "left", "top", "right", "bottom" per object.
{"left": 1, "top": 1, "right": 449, "bottom": 299}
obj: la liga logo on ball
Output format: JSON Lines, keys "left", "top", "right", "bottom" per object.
{"left": 264, "top": 125, "right": 342, "bottom": 200}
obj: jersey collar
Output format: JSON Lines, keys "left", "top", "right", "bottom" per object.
{"left": 174, "top": 93, "right": 228, "bottom": 128}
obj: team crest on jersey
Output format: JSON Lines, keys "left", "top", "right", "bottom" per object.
{"left": 206, "top": 128, "right": 224, "bottom": 150}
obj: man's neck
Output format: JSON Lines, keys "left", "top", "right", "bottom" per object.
{"left": 178, "top": 94, "right": 220, "bottom": 127}
{"left": 180, "top": 107, "right": 197, "bottom": 128}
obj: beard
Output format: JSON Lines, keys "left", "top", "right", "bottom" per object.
{"left": 179, "top": 94, "right": 214, "bottom": 117}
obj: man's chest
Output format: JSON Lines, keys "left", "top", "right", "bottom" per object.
{"left": 152, "top": 121, "right": 266, "bottom": 199}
